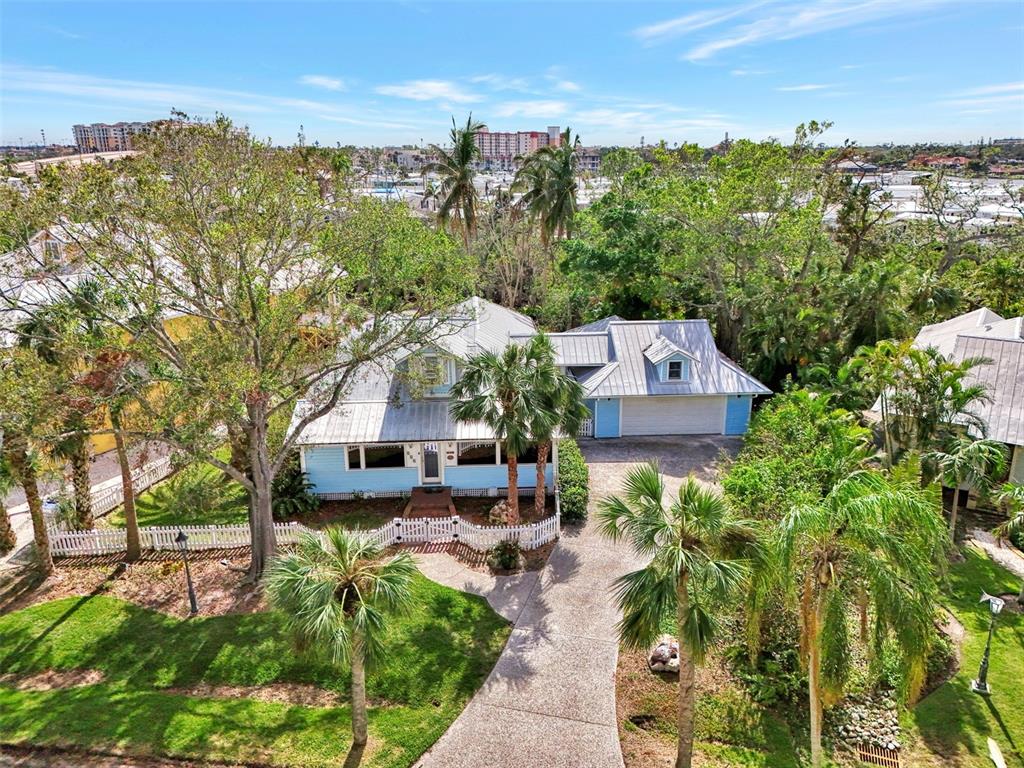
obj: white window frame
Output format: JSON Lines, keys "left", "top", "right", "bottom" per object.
{"left": 455, "top": 441, "right": 500, "bottom": 466}
{"left": 420, "top": 353, "right": 449, "bottom": 390}
{"left": 345, "top": 444, "right": 408, "bottom": 471}
{"left": 666, "top": 360, "right": 684, "bottom": 381}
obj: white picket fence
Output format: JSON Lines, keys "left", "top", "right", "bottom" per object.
{"left": 48, "top": 512, "right": 561, "bottom": 558}
{"left": 89, "top": 456, "right": 175, "bottom": 517}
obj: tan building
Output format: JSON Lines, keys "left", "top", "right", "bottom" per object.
{"left": 72, "top": 121, "right": 160, "bottom": 153}
{"left": 474, "top": 125, "right": 561, "bottom": 171}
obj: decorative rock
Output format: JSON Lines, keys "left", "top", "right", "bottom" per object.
{"left": 488, "top": 500, "right": 515, "bottom": 525}
{"left": 648, "top": 635, "right": 680, "bottom": 674}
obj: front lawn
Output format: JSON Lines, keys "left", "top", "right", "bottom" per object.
{"left": 906, "top": 547, "right": 1024, "bottom": 767}
{"left": 0, "top": 573, "right": 511, "bottom": 767}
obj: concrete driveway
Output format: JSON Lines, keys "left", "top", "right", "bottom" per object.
{"left": 415, "top": 435, "right": 739, "bottom": 768}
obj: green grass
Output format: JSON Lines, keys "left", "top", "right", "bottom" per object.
{"left": 0, "top": 574, "right": 511, "bottom": 767}
{"left": 907, "top": 547, "right": 1024, "bottom": 767}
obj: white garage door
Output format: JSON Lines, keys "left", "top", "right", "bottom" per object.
{"left": 620, "top": 396, "right": 726, "bottom": 436}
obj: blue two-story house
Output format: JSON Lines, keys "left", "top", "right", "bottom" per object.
{"left": 292, "top": 298, "right": 770, "bottom": 499}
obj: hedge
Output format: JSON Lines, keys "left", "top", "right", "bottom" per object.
{"left": 557, "top": 438, "right": 590, "bottom": 523}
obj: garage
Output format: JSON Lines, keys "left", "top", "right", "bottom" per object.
{"left": 620, "top": 395, "right": 727, "bottom": 436}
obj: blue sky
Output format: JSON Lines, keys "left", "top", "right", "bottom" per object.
{"left": 2, "top": 1, "right": 1022, "bottom": 148}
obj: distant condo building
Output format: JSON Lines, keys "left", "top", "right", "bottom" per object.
{"left": 72, "top": 121, "right": 162, "bottom": 153}
{"left": 474, "top": 125, "right": 561, "bottom": 171}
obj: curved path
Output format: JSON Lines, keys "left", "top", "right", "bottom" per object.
{"left": 415, "top": 436, "right": 736, "bottom": 768}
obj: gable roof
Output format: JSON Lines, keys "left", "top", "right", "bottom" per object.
{"left": 914, "top": 307, "right": 1018, "bottom": 356}
{"left": 642, "top": 335, "right": 695, "bottom": 366}
{"left": 568, "top": 315, "right": 624, "bottom": 333}
{"left": 955, "top": 335, "right": 1024, "bottom": 446}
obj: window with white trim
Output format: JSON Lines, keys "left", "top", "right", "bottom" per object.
{"left": 667, "top": 360, "right": 684, "bottom": 380}
{"left": 346, "top": 444, "right": 406, "bottom": 470}
{"left": 420, "top": 353, "right": 448, "bottom": 389}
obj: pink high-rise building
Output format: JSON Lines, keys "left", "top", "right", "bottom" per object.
{"left": 474, "top": 125, "right": 561, "bottom": 171}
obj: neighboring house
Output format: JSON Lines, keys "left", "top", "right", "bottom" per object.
{"left": 912, "top": 308, "right": 1024, "bottom": 485}
{"left": 292, "top": 298, "right": 771, "bottom": 499}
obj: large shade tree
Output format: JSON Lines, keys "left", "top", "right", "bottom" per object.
{"left": 266, "top": 528, "right": 416, "bottom": 747}
{"left": 8, "top": 117, "right": 470, "bottom": 581}
{"left": 423, "top": 114, "right": 483, "bottom": 246}
{"left": 598, "top": 465, "right": 754, "bottom": 768}
{"left": 777, "top": 460, "right": 946, "bottom": 768}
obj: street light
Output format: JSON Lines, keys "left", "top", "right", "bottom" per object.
{"left": 970, "top": 591, "right": 1004, "bottom": 695}
{"left": 175, "top": 530, "right": 199, "bottom": 617}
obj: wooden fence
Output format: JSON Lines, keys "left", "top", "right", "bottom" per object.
{"left": 49, "top": 512, "right": 560, "bottom": 558}
{"left": 857, "top": 744, "right": 900, "bottom": 768}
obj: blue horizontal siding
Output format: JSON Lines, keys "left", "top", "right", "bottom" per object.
{"left": 304, "top": 446, "right": 418, "bottom": 494}
{"left": 724, "top": 395, "right": 753, "bottom": 435}
{"left": 445, "top": 463, "right": 554, "bottom": 489}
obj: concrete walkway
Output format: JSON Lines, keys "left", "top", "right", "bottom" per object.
{"left": 970, "top": 527, "right": 1024, "bottom": 581}
{"left": 415, "top": 436, "right": 737, "bottom": 768}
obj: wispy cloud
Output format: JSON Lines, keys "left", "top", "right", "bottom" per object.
{"left": 41, "top": 25, "right": 84, "bottom": 40}
{"left": 554, "top": 80, "right": 581, "bottom": 92}
{"left": 939, "top": 81, "right": 1024, "bottom": 111}
{"left": 731, "top": 68, "right": 772, "bottom": 76}
{"left": 776, "top": 83, "right": 832, "bottom": 92}
{"left": 299, "top": 74, "right": 345, "bottom": 92}
{"left": 633, "top": 3, "right": 767, "bottom": 45}
{"left": 840, "top": 63, "right": 866, "bottom": 70}
{"left": 470, "top": 74, "right": 531, "bottom": 92}
{"left": 957, "top": 81, "right": 1024, "bottom": 96}
{"left": 376, "top": 79, "right": 481, "bottom": 103}
{"left": 634, "top": 0, "right": 950, "bottom": 61}
{"left": 494, "top": 100, "right": 568, "bottom": 118}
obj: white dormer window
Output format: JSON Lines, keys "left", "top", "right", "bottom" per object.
{"left": 421, "top": 353, "right": 446, "bottom": 388}
{"left": 667, "top": 360, "right": 684, "bottom": 380}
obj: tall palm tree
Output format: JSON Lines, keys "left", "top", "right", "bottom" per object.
{"left": 515, "top": 127, "right": 582, "bottom": 246}
{"left": 777, "top": 462, "right": 945, "bottom": 768}
{"left": 0, "top": 455, "right": 16, "bottom": 554}
{"left": 266, "top": 528, "right": 416, "bottom": 747}
{"left": 926, "top": 435, "right": 1008, "bottom": 541}
{"left": 1, "top": 435, "right": 52, "bottom": 574}
{"left": 450, "top": 335, "right": 554, "bottom": 524}
{"left": 530, "top": 367, "right": 588, "bottom": 516}
{"left": 423, "top": 115, "right": 483, "bottom": 245}
{"left": 598, "top": 466, "right": 753, "bottom": 768}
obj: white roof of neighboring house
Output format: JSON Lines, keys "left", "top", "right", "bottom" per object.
{"left": 955, "top": 335, "right": 1024, "bottom": 446}
{"left": 913, "top": 308, "right": 1016, "bottom": 356}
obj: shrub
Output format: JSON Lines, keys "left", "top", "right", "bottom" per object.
{"left": 272, "top": 454, "right": 320, "bottom": 521}
{"left": 557, "top": 438, "right": 589, "bottom": 523}
{"left": 162, "top": 463, "right": 233, "bottom": 521}
{"left": 488, "top": 539, "right": 522, "bottom": 571}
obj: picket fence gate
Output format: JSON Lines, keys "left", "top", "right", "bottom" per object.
{"left": 48, "top": 512, "right": 560, "bottom": 558}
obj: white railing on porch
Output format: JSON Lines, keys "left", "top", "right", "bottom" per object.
{"left": 48, "top": 511, "right": 560, "bottom": 558}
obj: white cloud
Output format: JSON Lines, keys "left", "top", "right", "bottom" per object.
{"left": 299, "top": 74, "right": 346, "bottom": 92}
{"left": 470, "top": 74, "right": 531, "bottom": 92}
{"left": 376, "top": 79, "right": 481, "bottom": 103}
{"left": 957, "top": 81, "right": 1024, "bottom": 96}
{"left": 494, "top": 100, "right": 568, "bottom": 118}
{"left": 555, "top": 80, "right": 581, "bottom": 92}
{"left": 634, "top": 0, "right": 952, "bottom": 61}
{"left": 730, "top": 68, "right": 772, "bottom": 76}
{"left": 776, "top": 83, "right": 832, "bottom": 91}
{"left": 633, "top": 3, "right": 767, "bottom": 44}
{"left": 939, "top": 82, "right": 1024, "bottom": 110}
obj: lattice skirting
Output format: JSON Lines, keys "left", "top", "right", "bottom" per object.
{"left": 316, "top": 487, "right": 544, "bottom": 501}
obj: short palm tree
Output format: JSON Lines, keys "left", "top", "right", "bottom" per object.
{"left": 925, "top": 435, "right": 1007, "bottom": 541}
{"left": 530, "top": 372, "right": 588, "bottom": 516}
{"left": 598, "top": 465, "right": 753, "bottom": 768}
{"left": 266, "top": 528, "right": 417, "bottom": 747}
{"left": 423, "top": 114, "right": 483, "bottom": 245}
{"left": 778, "top": 462, "right": 945, "bottom": 768}
{"left": 449, "top": 335, "right": 553, "bottom": 523}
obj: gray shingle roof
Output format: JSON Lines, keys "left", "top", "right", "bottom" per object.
{"left": 955, "top": 335, "right": 1024, "bottom": 446}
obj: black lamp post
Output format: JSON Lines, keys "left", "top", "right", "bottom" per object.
{"left": 175, "top": 530, "right": 199, "bottom": 616}
{"left": 970, "top": 591, "right": 1004, "bottom": 695}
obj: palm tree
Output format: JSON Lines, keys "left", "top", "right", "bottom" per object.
{"left": 0, "top": 455, "right": 16, "bottom": 554}
{"left": 515, "top": 127, "right": 582, "bottom": 246}
{"left": 266, "top": 528, "right": 416, "bottom": 747}
{"left": 598, "top": 465, "right": 753, "bottom": 768}
{"left": 1, "top": 435, "right": 52, "bottom": 574}
{"left": 449, "top": 335, "right": 554, "bottom": 523}
{"left": 925, "top": 435, "right": 1007, "bottom": 541}
{"left": 423, "top": 115, "right": 483, "bottom": 245}
{"left": 530, "top": 368, "right": 588, "bottom": 516}
{"left": 777, "top": 462, "right": 945, "bottom": 768}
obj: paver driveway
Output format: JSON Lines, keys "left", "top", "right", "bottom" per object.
{"left": 415, "top": 436, "right": 739, "bottom": 768}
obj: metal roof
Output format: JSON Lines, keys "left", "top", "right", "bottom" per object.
{"left": 581, "top": 320, "right": 771, "bottom": 398}
{"left": 914, "top": 307, "right": 1015, "bottom": 356}
{"left": 293, "top": 399, "right": 499, "bottom": 444}
{"left": 568, "top": 315, "right": 624, "bottom": 333}
{"left": 643, "top": 335, "right": 693, "bottom": 366}
{"left": 512, "top": 331, "right": 610, "bottom": 367}
{"left": 955, "top": 335, "right": 1024, "bottom": 446}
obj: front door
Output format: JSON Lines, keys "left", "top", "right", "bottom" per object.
{"left": 422, "top": 443, "right": 441, "bottom": 484}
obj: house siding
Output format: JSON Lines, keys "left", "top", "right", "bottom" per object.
{"left": 724, "top": 395, "right": 754, "bottom": 435}
{"left": 594, "top": 398, "right": 621, "bottom": 438}
{"left": 303, "top": 445, "right": 419, "bottom": 494}
{"left": 445, "top": 463, "right": 554, "bottom": 490}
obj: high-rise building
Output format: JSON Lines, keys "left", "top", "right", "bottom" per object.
{"left": 473, "top": 125, "right": 561, "bottom": 171}
{"left": 71, "top": 121, "right": 162, "bottom": 152}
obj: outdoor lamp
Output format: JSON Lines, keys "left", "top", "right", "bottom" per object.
{"left": 175, "top": 530, "right": 199, "bottom": 617}
{"left": 970, "top": 591, "right": 1004, "bottom": 695}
